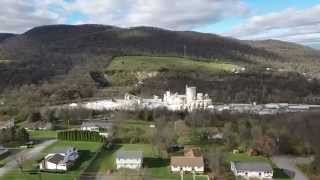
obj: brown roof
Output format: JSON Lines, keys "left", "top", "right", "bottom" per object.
{"left": 170, "top": 156, "right": 204, "bottom": 167}
{"left": 184, "top": 148, "right": 202, "bottom": 157}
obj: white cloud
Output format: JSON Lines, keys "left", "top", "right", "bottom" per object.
{"left": 0, "top": 0, "right": 249, "bottom": 33}
{"left": 0, "top": 0, "right": 65, "bottom": 33}
{"left": 226, "top": 5, "right": 320, "bottom": 46}
{"left": 63, "top": 0, "right": 249, "bottom": 30}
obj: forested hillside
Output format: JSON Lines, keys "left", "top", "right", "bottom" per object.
{"left": 0, "top": 24, "right": 319, "bottom": 106}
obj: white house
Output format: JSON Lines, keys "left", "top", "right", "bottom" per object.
{"left": 230, "top": 161, "right": 273, "bottom": 179}
{"left": 80, "top": 121, "right": 113, "bottom": 137}
{"left": 40, "top": 147, "right": 79, "bottom": 171}
{"left": 170, "top": 148, "right": 204, "bottom": 173}
{"left": 116, "top": 151, "right": 143, "bottom": 169}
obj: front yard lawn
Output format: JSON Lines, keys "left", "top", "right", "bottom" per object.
{"left": 86, "top": 144, "right": 208, "bottom": 180}
{"left": 0, "top": 141, "right": 102, "bottom": 180}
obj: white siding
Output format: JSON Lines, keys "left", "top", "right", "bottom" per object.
{"left": 171, "top": 165, "right": 204, "bottom": 173}
{"left": 116, "top": 158, "right": 142, "bottom": 169}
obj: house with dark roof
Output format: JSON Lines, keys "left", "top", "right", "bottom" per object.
{"left": 170, "top": 148, "right": 204, "bottom": 173}
{"left": 40, "top": 147, "right": 79, "bottom": 171}
{"left": 230, "top": 161, "right": 273, "bottom": 179}
{"left": 116, "top": 151, "right": 143, "bottom": 169}
{"left": 80, "top": 121, "right": 113, "bottom": 137}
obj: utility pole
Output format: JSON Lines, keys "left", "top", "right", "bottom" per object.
{"left": 180, "top": 170, "right": 184, "bottom": 180}
{"left": 184, "top": 45, "right": 187, "bottom": 58}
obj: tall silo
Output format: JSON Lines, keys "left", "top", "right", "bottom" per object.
{"left": 186, "top": 85, "right": 197, "bottom": 104}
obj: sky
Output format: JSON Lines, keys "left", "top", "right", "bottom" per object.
{"left": 1, "top": 0, "right": 320, "bottom": 48}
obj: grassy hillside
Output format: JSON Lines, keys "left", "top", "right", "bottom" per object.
{"left": 106, "top": 56, "right": 237, "bottom": 88}
{"left": 108, "top": 56, "right": 237, "bottom": 72}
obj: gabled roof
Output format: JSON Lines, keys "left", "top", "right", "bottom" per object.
{"left": 232, "top": 161, "right": 273, "bottom": 172}
{"left": 171, "top": 156, "right": 204, "bottom": 167}
{"left": 116, "top": 151, "right": 143, "bottom": 160}
{"left": 184, "top": 148, "right": 202, "bottom": 157}
{"left": 81, "top": 121, "right": 113, "bottom": 129}
{"left": 47, "top": 154, "right": 65, "bottom": 164}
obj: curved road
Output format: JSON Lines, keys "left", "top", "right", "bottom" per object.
{"left": 272, "top": 156, "right": 313, "bottom": 180}
{"left": 0, "top": 139, "right": 57, "bottom": 177}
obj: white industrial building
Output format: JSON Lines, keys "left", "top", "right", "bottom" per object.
{"left": 163, "top": 85, "right": 213, "bottom": 111}
{"left": 40, "top": 147, "right": 79, "bottom": 171}
{"left": 116, "top": 151, "right": 143, "bottom": 169}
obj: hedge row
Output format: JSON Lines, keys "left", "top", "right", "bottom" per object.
{"left": 57, "top": 130, "right": 105, "bottom": 142}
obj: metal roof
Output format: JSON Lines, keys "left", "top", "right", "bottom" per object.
{"left": 81, "top": 121, "right": 113, "bottom": 129}
{"left": 47, "top": 154, "right": 65, "bottom": 164}
{"left": 116, "top": 151, "right": 143, "bottom": 160}
{"left": 232, "top": 161, "right": 273, "bottom": 172}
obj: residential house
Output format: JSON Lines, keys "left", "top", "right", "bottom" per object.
{"left": 24, "top": 121, "right": 53, "bottom": 130}
{"left": 0, "top": 119, "right": 15, "bottom": 130}
{"left": 206, "top": 127, "right": 224, "bottom": 140}
{"left": 80, "top": 121, "right": 113, "bottom": 137}
{"left": 116, "top": 151, "right": 143, "bottom": 169}
{"left": 40, "top": 147, "right": 79, "bottom": 171}
{"left": 170, "top": 148, "right": 204, "bottom": 173}
{"left": 230, "top": 161, "right": 273, "bottom": 179}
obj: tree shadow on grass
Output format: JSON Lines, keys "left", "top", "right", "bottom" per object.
{"left": 69, "top": 150, "right": 94, "bottom": 171}
{"left": 273, "top": 168, "right": 292, "bottom": 179}
{"left": 143, "top": 157, "right": 170, "bottom": 168}
{"left": 79, "top": 144, "right": 123, "bottom": 179}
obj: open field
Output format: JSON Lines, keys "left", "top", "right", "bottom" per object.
{"left": 86, "top": 144, "right": 208, "bottom": 180}
{"left": 0, "top": 60, "right": 10, "bottom": 64}
{"left": 108, "top": 56, "right": 237, "bottom": 73}
{"left": 29, "top": 130, "right": 58, "bottom": 139}
{"left": 0, "top": 141, "right": 102, "bottom": 180}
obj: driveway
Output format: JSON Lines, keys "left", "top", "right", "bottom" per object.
{"left": 272, "top": 156, "right": 313, "bottom": 180}
{"left": 0, "top": 139, "right": 57, "bottom": 177}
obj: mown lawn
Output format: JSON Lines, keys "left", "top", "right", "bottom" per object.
{"left": 0, "top": 141, "right": 102, "bottom": 180}
{"left": 108, "top": 56, "right": 237, "bottom": 73}
{"left": 29, "top": 130, "right": 58, "bottom": 139}
{"left": 86, "top": 144, "right": 208, "bottom": 180}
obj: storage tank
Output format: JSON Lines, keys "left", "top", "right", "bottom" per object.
{"left": 186, "top": 86, "right": 196, "bottom": 103}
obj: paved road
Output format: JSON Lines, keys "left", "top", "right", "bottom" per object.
{"left": 0, "top": 139, "right": 57, "bottom": 177}
{"left": 272, "top": 156, "right": 313, "bottom": 180}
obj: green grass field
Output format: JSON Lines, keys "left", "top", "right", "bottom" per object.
{"left": 0, "top": 141, "right": 102, "bottom": 180}
{"left": 29, "top": 130, "right": 58, "bottom": 139}
{"left": 108, "top": 56, "right": 237, "bottom": 73}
